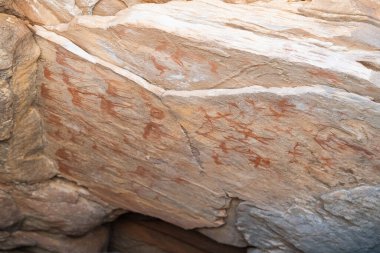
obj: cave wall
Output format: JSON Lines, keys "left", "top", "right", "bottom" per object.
{"left": 1, "top": 0, "right": 380, "bottom": 252}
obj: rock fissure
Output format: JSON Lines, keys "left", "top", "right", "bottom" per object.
{"left": 179, "top": 124, "right": 206, "bottom": 175}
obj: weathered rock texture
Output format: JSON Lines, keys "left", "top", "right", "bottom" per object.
{"left": 1, "top": 0, "right": 380, "bottom": 252}
{"left": 0, "top": 10, "right": 117, "bottom": 253}
{"left": 110, "top": 213, "right": 246, "bottom": 253}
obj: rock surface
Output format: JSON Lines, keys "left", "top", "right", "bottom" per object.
{"left": 110, "top": 214, "right": 246, "bottom": 253}
{"left": 238, "top": 186, "right": 380, "bottom": 253}
{"left": 0, "top": 11, "right": 117, "bottom": 253}
{"left": 1, "top": 0, "right": 380, "bottom": 252}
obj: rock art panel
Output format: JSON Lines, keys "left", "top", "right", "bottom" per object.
{"left": 36, "top": 37, "right": 229, "bottom": 229}
{"left": 40, "top": 0, "right": 380, "bottom": 99}
{"left": 1, "top": 0, "right": 380, "bottom": 252}
{"left": 163, "top": 85, "right": 380, "bottom": 203}
{"left": 0, "top": 13, "right": 116, "bottom": 252}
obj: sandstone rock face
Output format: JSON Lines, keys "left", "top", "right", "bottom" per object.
{"left": 0, "top": 11, "right": 117, "bottom": 253}
{"left": 36, "top": 36, "right": 229, "bottom": 229}
{"left": 0, "top": 13, "right": 55, "bottom": 184}
{"left": 1, "top": 0, "right": 380, "bottom": 252}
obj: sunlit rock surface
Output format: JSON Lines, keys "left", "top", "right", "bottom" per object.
{"left": 1, "top": 0, "right": 380, "bottom": 252}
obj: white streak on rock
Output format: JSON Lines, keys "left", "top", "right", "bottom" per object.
{"left": 33, "top": 26, "right": 379, "bottom": 108}
{"left": 164, "top": 85, "right": 379, "bottom": 108}
{"left": 33, "top": 25, "right": 165, "bottom": 97}
{"left": 45, "top": 0, "right": 375, "bottom": 82}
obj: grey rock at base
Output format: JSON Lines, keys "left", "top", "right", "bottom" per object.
{"left": 237, "top": 185, "right": 380, "bottom": 253}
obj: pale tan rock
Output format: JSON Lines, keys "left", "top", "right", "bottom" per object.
{"left": 223, "top": 0, "right": 258, "bottom": 4}
{"left": 0, "top": 12, "right": 114, "bottom": 252}
{"left": 8, "top": 0, "right": 176, "bottom": 25}
{"left": 29, "top": 0, "right": 380, "bottom": 251}
{"left": 300, "top": 0, "right": 380, "bottom": 25}
{"left": 163, "top": 84, "right": 380, "bottom": 201}
{"left": 93, "top": 0, "right": 127, "bottom": 15}
{"left": 35, "top": 36, "right": 229, "bottom": 229}
{"left": 40, "top": 0, "right": 380, "bottom": 101}
{"left": 164, "top": 86, "right": 380, "bottom": 252}
{"left": 124, "top": 0, "right": 174, "bottom": 5}
{"left": 1, "top": 0, "right": 380, "bottom": 252}
{"left": 76, "top": 0, "right": 101, "bottom": 14}
{"left": 11, "top": 0, "right": 81, "bottom": 25}
{"left": 33, "top": 2, "right": 379, "bottom": 210}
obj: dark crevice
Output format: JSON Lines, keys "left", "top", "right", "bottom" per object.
{"left": 357, "top": 60, "right": 380, "bottom": 72}
{"left": 107, "top": 212, "right": 248, "bottom": 253}
{"left": 179, "top": 124, "right": 206, "bottom": 175}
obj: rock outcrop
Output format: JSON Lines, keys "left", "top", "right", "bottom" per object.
{"left": 0, "top": 11, "right": 117, "bottom": 252}
{"left": 0, "top": 0, "right": 379, "bottom": 252}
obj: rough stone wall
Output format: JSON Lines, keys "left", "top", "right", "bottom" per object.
{"left": 1, "top": 0, "right": 380, "bottom": 253}
{"left": 0, "top": 11, "right": 118, "bottom": 253}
